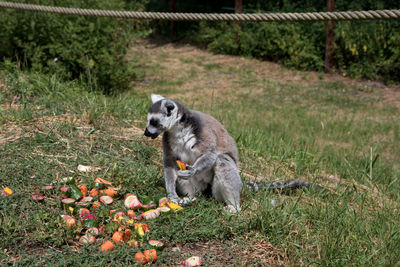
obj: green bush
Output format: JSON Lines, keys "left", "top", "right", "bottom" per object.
{"left": 0, "top": 0, "right": 149, "bottom": 93}
{"left": 190, "top": 19, "right": 399, "bottom": 83}
{"left": 190, "top": 21, "right": 325, "bottom": 72}
{"left": 335, "top": 20, "right": 400, "bottom": 82}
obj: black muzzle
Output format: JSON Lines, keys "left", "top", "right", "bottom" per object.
{"left": 144, "top": 128, "right": 159, "bottom": 139}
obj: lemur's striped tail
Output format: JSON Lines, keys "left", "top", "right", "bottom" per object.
{"left": 246, "top": 179, "right": 328, "bottom": 195}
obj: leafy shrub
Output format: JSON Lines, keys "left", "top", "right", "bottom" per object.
{"left": 0, "top": 0, "right": 149, "bottom": 93}
{"left": 191, "top": 19, "right": 399, "bottom": 83}
{"left": 335, "top": 20, "right": 400, "bottom": 82}
{"left": 194, "top": 21, "right": 325, "bottom": 71}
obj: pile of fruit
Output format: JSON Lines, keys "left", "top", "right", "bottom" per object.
{"left": 2, "top": 163, "right": 203, "bottom": 266}
{"left": 30, "top": 167, "right": 184, "bottom": 265}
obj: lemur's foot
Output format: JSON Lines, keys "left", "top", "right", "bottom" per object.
{"left": 223, "top": 204, "right": 241, "bottom": 214}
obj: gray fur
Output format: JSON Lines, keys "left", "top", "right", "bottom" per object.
{"left": 144, "top": 94, "right": 242, "bottom": 212}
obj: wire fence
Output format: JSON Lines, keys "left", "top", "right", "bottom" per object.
{"left": 1, "top": 1, "right": 400, "bottom": 21}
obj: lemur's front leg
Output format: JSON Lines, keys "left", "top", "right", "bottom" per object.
{"left": 177, "top": 152, "right": 217, "bottom": 179}
{"left": 164, "top": 166, "right": 194, "bottom": 206}
{"left": 164, "top": 167, "right": 178, "bottom": 200}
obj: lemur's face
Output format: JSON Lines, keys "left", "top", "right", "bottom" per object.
{"left": 144, "top": 99, "right": 179, "bottom": 139}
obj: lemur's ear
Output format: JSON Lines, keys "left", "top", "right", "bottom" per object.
{"left": 151, "top": 94, "right": 165, "bottom": 103}
{"left": 165, "top": 100, "right": 175, "bottom": 117}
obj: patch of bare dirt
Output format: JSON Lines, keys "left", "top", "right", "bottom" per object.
{"left": 166, "top": 237, "right": 288, "bottom": 266}
{"left": 0, "top": 114, "right": 81, "bottom": 144}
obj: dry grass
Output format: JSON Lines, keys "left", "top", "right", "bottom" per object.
{"left": 128, "top": 38, "right": 400, "bottom": 110}
{"left": 170, "top": 235, "right": 288, "bottom": 266}
{"left": 126, "top": 37, "right": 400, "bottom": 213}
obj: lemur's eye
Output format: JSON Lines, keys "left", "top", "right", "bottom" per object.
{"left": 165, "top": 102, "right": 175, "bottom": 117}
{"left": 150, "top": 118, "right": 159, "bottom": 127}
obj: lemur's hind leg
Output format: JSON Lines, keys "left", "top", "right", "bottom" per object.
{"left": 212, "top": 153, "right": 242, "bottom": 213}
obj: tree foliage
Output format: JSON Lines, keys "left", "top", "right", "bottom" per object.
{"left": 0, "top": 0, "right": 149, "bottom": 93}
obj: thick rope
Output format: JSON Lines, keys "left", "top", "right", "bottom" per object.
{"left": 0, "top": 1, "right": 400, "bottom": 21}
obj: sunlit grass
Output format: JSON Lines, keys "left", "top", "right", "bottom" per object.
{"left": 1, "top": 47, "right": 400, "bottom": 266}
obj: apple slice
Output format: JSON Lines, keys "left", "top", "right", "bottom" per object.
{"left": 182, "top": 256, "right": 203, "bottom": 266}
{"left": 157, "top": 207, "right": 171, "bottom": 213}
{"left": 86, "top": 227, "right": 100, "bottom": 236}
{"left": 77, "top": 165, "right": 101, "bottom": 173}
{"left": 124, "top": 195, "right": 143, "bottom": 209}
{"left": 79, "top": 235, "right": 96, "bottom": 244}
{"left": 61, "top": 215, "right": 76, "bottom": 227}
{"left": 148, "top": 240, "right": 165, "bottom": 250}
{"left": 31, "top": 194, "right": 45, "bottom": 201}
{"left": 141, "top": 209, "right": 161, "bottom": 220}
{"left": 99, "top": 195, "right": 113, "bottom": 205}
{"left": 61, "top": 198, "right": 76, "bottom": 209}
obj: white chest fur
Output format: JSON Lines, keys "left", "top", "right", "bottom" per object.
{"left": 168, "top": 125, "right": 199, "bottom": 164}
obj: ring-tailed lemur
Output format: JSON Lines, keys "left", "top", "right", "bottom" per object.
{"left": 144, "top": 94, "right": 326, "bottom": 213}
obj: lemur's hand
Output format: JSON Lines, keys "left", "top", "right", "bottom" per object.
{"left": 177, "top": 165, "right": 196, "bottom": 179}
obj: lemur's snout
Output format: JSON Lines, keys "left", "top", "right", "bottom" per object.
{"left": 144, "top": 128, "right": 158, "bottom": 139}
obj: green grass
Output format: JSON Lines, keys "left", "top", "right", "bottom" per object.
{"left": 217, "top": 79, "right": 400, "bottom": 195}
{"left": 1, "top": 50, "right": 400, "bottom": 266}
